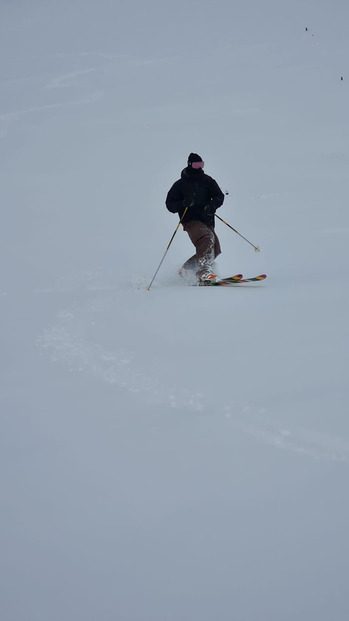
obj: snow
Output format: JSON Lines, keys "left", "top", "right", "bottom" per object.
{"left": 1, "top": 1, "right": 349, "bottom": 620}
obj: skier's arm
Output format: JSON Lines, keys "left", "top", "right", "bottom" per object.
{"left": 165, "top": 182, "right": 183, "bottom": 214}
{"left": 205, "top": 178, "right": 225, "bottom": 213}
{"left": 210, "top": 179, "right": 225, "bottom": 210}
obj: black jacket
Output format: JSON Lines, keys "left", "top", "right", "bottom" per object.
{"left": 166, "top": 167, "right": 224, "bottom": 227}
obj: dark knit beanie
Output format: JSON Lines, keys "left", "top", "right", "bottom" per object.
{"left": 187, "top": 153, "right": 203, "bottom": 167}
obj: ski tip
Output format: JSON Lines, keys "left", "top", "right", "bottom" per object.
{"left": 239, "top": 274, "right": 267, "bottom": 282}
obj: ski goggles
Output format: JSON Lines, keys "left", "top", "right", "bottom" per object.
{"left": 191, "top": 161, "right": 204, "bottom": 169}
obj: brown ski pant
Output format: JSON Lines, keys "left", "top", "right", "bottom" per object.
{"left": 182, "top": 220, "right": 221, "bottom": 275}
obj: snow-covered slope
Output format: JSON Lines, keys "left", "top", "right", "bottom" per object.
{"left": 1, "top": 1, "right": 349, "bottom": 620}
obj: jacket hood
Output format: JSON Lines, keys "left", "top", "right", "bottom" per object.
{"left": 181, "top": 167, "right": 205, "bottom": 179}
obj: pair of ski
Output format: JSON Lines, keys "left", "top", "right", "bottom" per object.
{"left": 199, "top": 273, "right": 267, "bottom": 286}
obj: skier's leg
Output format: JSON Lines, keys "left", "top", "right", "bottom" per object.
{"left": 183, "top": 221, "right": 216, "bottom": 276}
{"left": 213, "top": 230, "right": 222, "bottom": 259}
{"left": 181, "top": 254, "right": 198, "bottom": 271}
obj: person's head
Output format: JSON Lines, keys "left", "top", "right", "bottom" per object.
{"left": 187, "top": 153, "right": 204, "bottom": 170}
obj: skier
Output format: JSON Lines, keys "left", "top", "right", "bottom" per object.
{"left": 165, "top": 153, "right": 225, "bottom": 283}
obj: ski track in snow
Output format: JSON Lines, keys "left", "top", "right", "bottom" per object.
{"left": 45, "top": 68, "right": 96, "bottom": 89}
{"left": 0, "top": 90, "right": 103, "bottom": 122}
{"left": 38, "top": 272, "right": 349, "bottom": 464}
{"left": 38, "top": 310, "right": 206, "bottom": 413}
{"left": 0, "top": 52, "right": 106, "bottom": 137}
{"left": 224, "top": 406, "right": 349, "bottom": 463}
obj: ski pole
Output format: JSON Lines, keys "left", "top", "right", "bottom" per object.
{"left": 147, "top": 206, "right": 189, "bottom": 290}
{"left": 215, "top": 213, "right": 260, "bottom": 252}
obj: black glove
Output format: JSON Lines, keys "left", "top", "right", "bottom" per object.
{"left": 183, "top": 198, "right": 195, "bottom": 208}
{"left": 204, "top": 203, "right": 216, "bottom": 215}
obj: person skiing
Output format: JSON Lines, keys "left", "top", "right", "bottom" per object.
{"left": 165, "top": 153, "right": 225, "bottom": 283}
